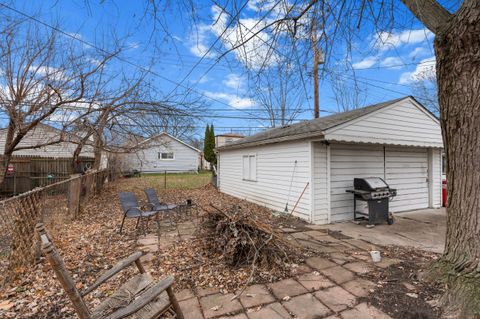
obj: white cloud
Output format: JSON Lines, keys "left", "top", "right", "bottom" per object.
{"left": 198, "top": 75, "right": 209, "bottom": 84}
{"left": 409, "top": 47, "right": 429, "bottom": 59}
{"left": 223, "top": 73, "right": 244, "bottom": 89}
{"left": 379, "top": 56, "right": 403, "bottom": 69}
{"left": 210, "top": 5, "right": 279, "bottom": 69}
{"left": 127, "top": 41, "right": 140, "bottom": 50}
{"left": 352, "top": 56, "right": 377, "bottom": 69}
{"left": 188, "top": 24, "right": 217, "bottom": 58}
{"left": 204, "top": 91, "right": 255, "bottom": 108}
{"left": 89, "top": 58, "right": 102, "bottom": 66}
{"left": 30, "top": 65, "right": 67, "bottom": 81}
{"left": 374, "top": 29, "right": 433, "bottom": 51}
{"left": 399, "top": 57, "right": 435, "bottom": 84}
{"left": 67, "top": 32, "right": 82, "bottom": 40}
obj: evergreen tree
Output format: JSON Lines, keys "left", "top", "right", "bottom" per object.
{"left": 203, "top": 124, "right": 216, "bottom": 168}
{"left": 210, "top": 124, "right": 217, "bottom": 166}
{"left": 203, "top": 124, "right": 210, "bottom": 161}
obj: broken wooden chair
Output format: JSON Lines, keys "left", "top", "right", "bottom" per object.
{"left": 119, "top": 192, "right": 160, "bottom": 234}
{"left": 35, "top": 223, "right": 185, "bottom": 319}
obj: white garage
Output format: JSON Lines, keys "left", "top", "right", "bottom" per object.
{"left": 216, "top": 96, "right": 443, "bottom": 225}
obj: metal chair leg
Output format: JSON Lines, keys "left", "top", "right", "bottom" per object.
{"left": 120, "top": 215, "right": 127, "bottom": 234}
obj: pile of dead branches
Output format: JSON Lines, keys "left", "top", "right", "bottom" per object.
{"left": 199, "top": 204, "right": 304, "bottom": 269}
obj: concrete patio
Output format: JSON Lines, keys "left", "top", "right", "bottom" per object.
{"left": 320, "top": 208, "right": 446, "bottom": 253}
{"left": 137, "top": 220, "right": 403, "bottom": 319}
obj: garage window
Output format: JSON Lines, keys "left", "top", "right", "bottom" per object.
{"left": 159, "top": 152, "right": 174, "bottom": 160}
{"left": 242, "top": 154, "right": 256, "bottom": 181}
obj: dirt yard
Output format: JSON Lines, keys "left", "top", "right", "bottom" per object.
{"left": 0, "top": 175, "right": 446, "bottom": 318}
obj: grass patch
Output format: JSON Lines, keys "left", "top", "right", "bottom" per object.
{"left": 140, "top": 171, "right": 212, "bottom": 189}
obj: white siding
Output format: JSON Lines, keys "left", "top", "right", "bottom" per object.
{"left": 125, "top": 135, "right": 199, "bottom": 172}
{"left": 325, "top": 99, "right": 443, "bottom": 148}
{"left": 0, "top": 125, "right": 94, "bottom": 158}
{"left": 312, "top": 142, "right": 329, "bottom": 224}
{"left": 330, "top": 144, "right": 385, "bottom": 222}
{"left": 329, "top": 143, "right": 438, "bottom": 222}
{"left": 218, "top": 141, "right": 312, "bottom": 221}
{"left": 431, "top": 149, "right": 442, "bottom": 207}
{"left": 385, "top": 147, "right": 429, "bottom": 211}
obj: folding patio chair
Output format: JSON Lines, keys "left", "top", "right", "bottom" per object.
{"left": 144, "top": 188, "right": 178, "bottom": 210}
{"left": 118, "top": 192, "right": 159, "bottom": 234}
{"left": 35, "top": 223, "right": 185, "bottom": 319}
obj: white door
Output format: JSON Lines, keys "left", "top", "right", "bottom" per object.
{"left": 385, "top": 147, "right": 429, "bottom": 212}
{"left": 330, "top": 144, "right": 384, "bottom": 222}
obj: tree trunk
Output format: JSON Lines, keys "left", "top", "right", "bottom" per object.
{"left": 93, "top": 134, "right": 103, "bottom": 170}
{"left": 434, "top": 1, "right": 480, "bottom": 316}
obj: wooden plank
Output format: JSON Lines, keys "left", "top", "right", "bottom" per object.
{"left": 40, "top": 233, "right": 91, "bottom": 319}
{"left": 68, "top": 175, "right": 82, "bottom": 219}
{"left": 82, "top": 251, "right": 144, "bottom": 296}
{"left": 91, "top": 273, "right": 156, "bottom": 319}
{"left": 103, "top": 276, "right": 174, "bottom": 319}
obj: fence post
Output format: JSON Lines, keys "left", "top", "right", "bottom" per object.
{"left": 84, "top": 172, "right": 94, "bottom": 200}
{"left": 68, "top": 175, "right": 81, "bottom": 219}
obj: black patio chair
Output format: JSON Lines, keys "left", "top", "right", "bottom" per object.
{"left": 118, "top": 192, "right": 159, "bottom": 234}
{"left": 144, "top": 188, "right": 178, "bottom": 212}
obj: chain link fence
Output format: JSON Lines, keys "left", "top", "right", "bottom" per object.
{"left": 0, "top": 169, "right": 115, "bottom": 285}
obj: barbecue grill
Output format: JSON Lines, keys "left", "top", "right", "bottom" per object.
{"left": 346, "top": 177, "right": 397, "bottom": 226}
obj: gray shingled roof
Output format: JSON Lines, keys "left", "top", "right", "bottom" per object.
{"left": 217, "top": 97, "right": 409, "bottom": 150}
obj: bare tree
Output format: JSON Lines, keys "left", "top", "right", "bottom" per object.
{"left": 412, "top": 69, "right": 439, "bottom": 115}
{"left": 249, "top": 58, "right": 306, "bottom": 127}
{"left": 0, "top": 19, "right": 118, "bottom": 182}
{"left": 328, "top": 63, "right": 368, "bottom": 112}
{"left": 157, "top": 0, "right": 477, "bottom": 314}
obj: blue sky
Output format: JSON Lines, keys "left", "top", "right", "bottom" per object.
{"left": 2, "top": 1, "right": 446, "bottom": 139}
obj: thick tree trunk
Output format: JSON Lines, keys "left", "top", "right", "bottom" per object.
{"left": 434, "top": 1, "right": 480, "bottom": 316}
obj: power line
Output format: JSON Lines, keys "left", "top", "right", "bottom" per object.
{"left": 0, "top": 3, "right": 259, "bottom": 115}
{"left": 165, "top": 0, "right": 251, "bottom": 97}
{"left": 353, "top": 59, "right": 435, "bottom": 71}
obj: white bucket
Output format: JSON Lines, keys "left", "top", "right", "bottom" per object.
{"left": 370, "top": 250, "right": 381, "bottom": 263}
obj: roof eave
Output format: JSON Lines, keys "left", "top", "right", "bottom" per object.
{"left": 216, "top": 132, "right": 325, "bottom": 151}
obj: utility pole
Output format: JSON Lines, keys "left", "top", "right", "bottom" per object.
{"left": 311, "top": 17, "right": 324, "bottom": 119}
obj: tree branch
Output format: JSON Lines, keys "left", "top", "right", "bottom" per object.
{"left": 400, "top": 0, "right": 452, "bottom": 34}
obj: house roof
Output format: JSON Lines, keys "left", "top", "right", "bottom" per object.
{"left": 139, "top": 132, "right": 201, "bottom": 153}
{"left": 217, "top": 96, "right": 433, "bottom": 150}
{"left": 216, "top": 134, "right": 244, "bottom": 138}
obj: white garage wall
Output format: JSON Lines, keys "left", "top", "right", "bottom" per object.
{"left": 329, "top": 143, "right": 440, "bottom": 223}
{"left": 330, "top": 144, "right": 385, "bottom": 222}
{"left": 385, "top": 147, "right": 429, "bottom": 212}
{"left": 325, "top": 99, "right": 442, "bottom": 148}
{"left": 312, "top": 142, "right": 329, "bottom": 224}
{"left": 218, "top": 141, "right": 312, "bottom": 221}
{"left": 431, "top": 149, "right": 443, "bottom": 207}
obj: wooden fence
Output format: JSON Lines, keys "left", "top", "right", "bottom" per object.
{"left": 0, "top": 156, "right": 94, "bottom": 196}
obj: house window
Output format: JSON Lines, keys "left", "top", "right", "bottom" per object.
{"left": 242, "top": 154, "right": 256, "bottom": 181}
{"left": 159, "top": 152, "right": 174, "bottom": 160}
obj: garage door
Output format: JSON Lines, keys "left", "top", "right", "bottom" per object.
{"left": 385, "top": 147, "right": 429, "bottom": 212}
{"left": 330, "top": 144, "right": 430, "bottom": 222}
{"left": 330, "top": 144, "right": 384, "bottom": 222}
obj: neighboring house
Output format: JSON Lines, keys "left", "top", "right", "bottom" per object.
{"left": 199, "top": 153, "right": 210, "bottom": 171}
{"left": 124, "top": 132, "right": 201, "bottom": 173}
{"left": 216, "top": 96, "right": 443, "bottom": 225}
{"left": 215, "top": 134, "right": 244, "bottom": 148}
{"left": 0, "top": 123, "right": 95, "bottom": 158}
